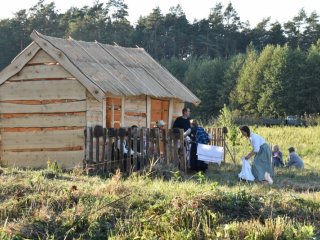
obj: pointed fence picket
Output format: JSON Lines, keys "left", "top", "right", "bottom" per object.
{"left": 84, "top": 126, "right": 227, "bottom": 175}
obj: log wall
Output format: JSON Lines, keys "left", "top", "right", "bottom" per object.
{"left": 123, "top": 96, "right": 183, "bottom": 128}
{"left": 86, "top": 92, "right": 103, "bottom": 127}
{"left": 123, "top": 95, "right": 147, "bottom": 127}
{"left": 0, "top": 50, "right": 85, "bottom": 168}
{"left": 171, "top": 101, "right": 184, "bottom": 127}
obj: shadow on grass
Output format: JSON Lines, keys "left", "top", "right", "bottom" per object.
{"left": 204, "top": 162, "right": 242, "bottom": 187}
{"left": 273, "top": 168, "right": 320, "bottom": 192}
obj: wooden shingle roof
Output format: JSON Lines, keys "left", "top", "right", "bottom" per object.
{"left": 24, "top": 30, "right": 199, "bottom": 104}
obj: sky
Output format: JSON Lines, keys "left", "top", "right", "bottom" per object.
{"left": 0, "top": 0, "right": 319, "bottom": 27}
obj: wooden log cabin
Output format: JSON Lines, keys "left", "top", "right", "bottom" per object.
{"left": 0, "top": 30, "right": 200, "bottom": 169}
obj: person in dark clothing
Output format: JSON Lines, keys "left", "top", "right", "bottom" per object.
{"left": 173, "top": 108, "right": 191, "bottom": 168}
{"left": 188, "top": 119, "right": 209, "bottom": 172}
{"left": 172, "top": 107, "right": 191, "bottom": 131}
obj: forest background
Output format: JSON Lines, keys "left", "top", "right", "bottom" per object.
{"left": 0, "top": 0, "right": 320, "bottom": 121}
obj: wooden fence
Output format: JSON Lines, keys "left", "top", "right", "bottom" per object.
{"left": 84, "top": 126, "right": 227, "bottom": 175}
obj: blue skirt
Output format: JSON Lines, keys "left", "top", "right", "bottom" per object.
{"left": 252, "top": 143, "right": 273, "bottom": 181}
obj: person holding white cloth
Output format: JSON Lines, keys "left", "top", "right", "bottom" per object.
{"left": 240, "top": 126, "right": 273, "bottom": 184}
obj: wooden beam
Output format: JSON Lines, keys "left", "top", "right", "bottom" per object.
{"left": 146, "top": 96, "right": 151, "bottom": 128}
{"left": 168, "top": 99, "right": 173, "bottom": 129}
{"left": 9, "top": 64, "right": 74, "bottom": 81}
{"left": 4, "top": 146, "right": 83, "bottom": 152}
{"left": 0, "top": 80, "right": 86, "bottom": 101}
{"left": 1, "top": 128, "right": 84, "bottom": 150}
{"left": 1, "top": 126, "right": 83, "bottom": 132}
{"left": 102, "top": 98, "right": 106, "bottom": 128}
{"left": 124, "top": 112, "right": 147, "bottom": 117}
{"left": 1, "top": 150, "right": 84, "bottom": 169}
{"left": 0, "top": 112, "right": 84, "bottom": 118}
{"left": 0, "top": 42, "right": 40, "bottom": 86}
{"left": 0, "top": 100, "right": 86, "bottom": 113}
{"left": 121, "top": 96, "right": 125, "bottom": 127}
{"left": 0, "top": 113, "right": 85, "bottom": 128}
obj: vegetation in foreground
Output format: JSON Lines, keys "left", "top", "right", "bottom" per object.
{"left": 0, "top": 126, "right": 319, "bottom": 239}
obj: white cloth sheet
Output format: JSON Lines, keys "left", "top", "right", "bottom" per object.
{"left": 196, "top": 143, "right": 224, "bottom": 165}
{"left": 238, "top": 158, "right": 255, "bottom": 181}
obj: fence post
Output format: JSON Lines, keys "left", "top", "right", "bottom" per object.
{"left": 149, "top": 128, "right": 155, "bottom": 164}
{"left": 101, "top": 128, "right": 107, "bottom": 172}
{"left": 154, "top": 128, "right": 161, "bottom": 162}
{"left": 84, "top": 127, "right": 87, "bottom": 170}
{"left": 165, "top": 129, "right": 172, "bottom": 165}
{"left": 127, "top": 127, "right": 132, "bottom": 174}
{"left": 179, "top": 129, "right": 186, "bottom": 173}
{"left": 214, "top": 128, "right": 217, "bottom": 146}
{"left": 209, "top": 128, "right": 214, "bottom": 146}
{"left": 132, "top": 127, "right": 138, "bottom": 172}
{"left": 95, "top": 136, "right": 100, "bottom": 166}
{"left": 86, "top": 127, "right": 93, "bottom": 165}
{"left": 222, "top": 127, "right": 227, "bottom": 162}
{"left": 113, "top": 128, "right": 119, "bottom": 171}
{"left": 169, "top": 130, "right": 175, "bottom": 164}
{"left": 162, "top": 129, "right": 168, "bottom": 164}
{"left": 139, "top": 128, "right": 145, "bottom": 170}
{"left": 106, "top": 128, "right": 116, "bottom": 172}
{"left": 145, "top": 128, "right": 150, "bottom": 166}
{"left": 118, "top": 128, "right": 126, "bottom": 172}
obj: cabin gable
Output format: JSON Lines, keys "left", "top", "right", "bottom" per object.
{"left": 0, "top": 50, "right": 86, "bottom": 168}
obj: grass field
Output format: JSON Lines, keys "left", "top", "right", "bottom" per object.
{"left": 0, "top": 126, "right": 319, "bottom": 239}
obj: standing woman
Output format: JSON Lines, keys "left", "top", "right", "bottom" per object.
{"left": 188, "top": 119, "right": 209, "bottom": 172}
{"left": 240, "top": 126, "right": 273, "bottom": 184}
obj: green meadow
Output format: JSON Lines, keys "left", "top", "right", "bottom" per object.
{"left": 0, "top": 126, "right": 319, "bottom": 239}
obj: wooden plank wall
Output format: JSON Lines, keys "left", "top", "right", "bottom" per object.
{"left": 124, "top": 95, "right": 146, "bottom": 127}
{"left": 0, "top": 50, "right": 86, "bottom": 168}
{"left": 171, "top": 101, "right": 184, "bottom": 128}
{"left": 86, "top": 92, "right": 103, "bottom": 127}
{"left": 123, "top": 97, "right": 182, "bottom": 128}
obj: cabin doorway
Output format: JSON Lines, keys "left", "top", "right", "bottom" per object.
{"left": 150, "top": 99, "right": 169, "bottom": 128}
{"left": 106, "top": 97, "right": 122, "bottom": 128}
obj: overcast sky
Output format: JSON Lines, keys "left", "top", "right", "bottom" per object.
{"left": 0, "top": 0, "right": 319, "bottom": 27}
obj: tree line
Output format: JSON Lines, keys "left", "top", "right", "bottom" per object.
{"left": 162, "top": 42, "right": 320, "bottom": 120}
{"left": 0, "top": 0, "right": 319, "bottom": 120}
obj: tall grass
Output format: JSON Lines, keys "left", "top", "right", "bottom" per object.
{"left": 256, "top": 126, "right": 320, "bottom": 169}
{"left": 225, "top": 125, "right": 320, "bottom": 170}
{"left": 0, "top": 126, "right": 319, "bottom": 239}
